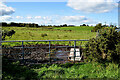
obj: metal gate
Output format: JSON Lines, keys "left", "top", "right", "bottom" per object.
{"left": 1, "top": 40, "right": 88, "bottom": 64}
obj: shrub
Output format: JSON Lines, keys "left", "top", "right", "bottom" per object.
{"left": 84, "top": 28, "right": 120, "bottom": 63}
{"left": 2, "top": 30, "right": 16, "bottom": 40}
{"left": 92, "top": 23, "right": 103, "bottom": 32}
{"left": 41, "top": 33, "right": 47, "bottom": 37}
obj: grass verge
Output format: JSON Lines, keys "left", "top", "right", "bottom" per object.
{"left": 2, "top": 57, "right": 119, "bottom": 79}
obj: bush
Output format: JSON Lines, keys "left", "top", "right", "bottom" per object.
{"left": 84, "top": 28, "right": 120, "bottom": 63}
{"left": 41, "top": 33, "right": 47, "bottom": 37}
{"left": 2, "top": 30, "right": 16, "bottom": 40}
{"left": 92, "top": 23, "right": 103, "bottom": 32}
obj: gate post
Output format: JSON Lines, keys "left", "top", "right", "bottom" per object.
{"left": 74, "top": 40, "right": 76, "bottom": 64}
{"left": 22, "top": 41, "right": 24, "bottom": 63}
{"left": 49, "top": 41, "right": 51, "bottom": 63}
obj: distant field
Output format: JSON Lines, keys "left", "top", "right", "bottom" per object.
{"left": 2, "top": 26, "right": 96, "bottom": 46}
{"left": 3, "top": 26, "right": 96, "bottom": 40}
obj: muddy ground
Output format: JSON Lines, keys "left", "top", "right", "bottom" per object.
{"left": 2, "top": 44, "right": 84, "bottom": 64}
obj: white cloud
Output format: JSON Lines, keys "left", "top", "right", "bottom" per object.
{"left": 7, "top": 15, "right": 96, "bottom": 25}
{"left": 22, "top": 21, "right": 39, "bottom": 24}
{"left": 41, "top": 16, "right": 53, "bottom": 24}
{"left": 34, "top": 16, "right": 41, "bottom": 19}
{"left": 67, "top": 0, "right": 118, "bottom": 13}
{"left": 16, "top": 16, "right": 23, "bottom": 19}
{"left": 14, "top": 15, "right": 95, "bottom": 25}
{"left": 59, "top": 16, "right": 96, "bottom": 25}
{"left": 42, "top": 16, "right": 51, "bottom": 20}
{"left": 26, "top": 16, "right": 32, "bottom": 19}
{"left": 62, "top": 16, "right": 87, "bottom": 22}
{"left": 6, "top": 0, "right": 68, "bottom": 2}
{"left": 0, "top": 15, "right": 12, "bottom": 21}
{"left": 0, "top": 2, "right": 15, "bottom": 16}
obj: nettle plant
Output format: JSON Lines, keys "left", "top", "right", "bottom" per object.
{"left": 84, "top": 28, "right": 120, "bottom": 63}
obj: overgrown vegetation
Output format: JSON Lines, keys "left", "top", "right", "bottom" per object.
{"left": 2, "top": 57, "right": 38, "bottom": 80}
{"left": 2, "top": 57, "right": 119, "bottom": 79}
{"left": 84, "top": 28, "right": 120, "bottom": 64}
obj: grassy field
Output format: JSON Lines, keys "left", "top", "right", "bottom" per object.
{"left": 3, "top": 26, "right": 96, "bottom": 40}
{"left": 2, "top": 26, "right": 96, "bottom": 46}
{"left": 2, "top": 27, "right": 120, "bottom": 79}
{"left": 3, "top": 59, "right": 119, "bottom": 79}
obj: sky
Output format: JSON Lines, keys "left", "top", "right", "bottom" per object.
{"left": 0, "top": 0, "right": 119, "bottom": 26}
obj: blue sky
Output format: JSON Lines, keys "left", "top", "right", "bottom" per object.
{"left": 0, "top": 0, "right": 119, "bottom": 26}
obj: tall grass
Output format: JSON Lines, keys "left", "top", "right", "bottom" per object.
{"left": 3, "top": 58, "right": 119, "bottom": 79}
{"left": 2, "top": 58, "right": 120, "bottom": 80}
{"left": 33, "top": 62, "right": 119, "bottom": 79}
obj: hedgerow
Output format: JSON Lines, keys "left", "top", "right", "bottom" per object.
{"left": 84, "top": 28, "right": 120, "bottom": 64}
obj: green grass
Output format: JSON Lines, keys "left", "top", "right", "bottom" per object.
{"left": 2, "top": 26, "right": 119, "bottom": 79}
{"left": 3, "top": 57, "right": 119, "bottom": 79}
{"left": 3, "top": 26, "right": 96, "bottom": 40}
{"left": 33, "top": 62, "right": 119, "bottom": 79}
{"left": 2, "top": 26, "right": 96, "bottom": 46}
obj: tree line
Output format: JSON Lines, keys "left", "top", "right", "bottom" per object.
{"left": 1, "top": 22, "right": 91, "bottom": 27}
{"left": 1, "top": 22, "right": 118, "bottom": 29}
{"left": 1, "top": 22, "right": 39, "bottom": 27}
{"left": 1, "top": 22, "right": 72, "bottom": 27}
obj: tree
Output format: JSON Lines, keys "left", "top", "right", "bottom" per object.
{"left": 83, "top": 24, "right": 86, "bottom": 26}
{"left": 87, "top": 25, "right": 89, "bottom": 26}
{"left": 1, "top": 22, "right": 7, "bottom": 26}
{"left": 63, "top": 24, "right": 67, "bottom": 27}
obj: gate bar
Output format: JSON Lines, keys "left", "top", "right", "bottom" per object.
{"left": 22, "top": 41, "right": 24, "bottom": 62}
{"left": 74, "top": 40, "right": 76, "bottom": 64}
{"left": 0, "top": 39, "right": 88, "bottom": 43}
{"left": 49, "top": 41, "right": 51, "bottom": 63}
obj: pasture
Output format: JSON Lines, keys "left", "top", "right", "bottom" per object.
{"left": 2, "top": 26, "right": 96, "bottom": 46}
{"left": 2, "top": 26, "right": 96, "bottom": 40}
